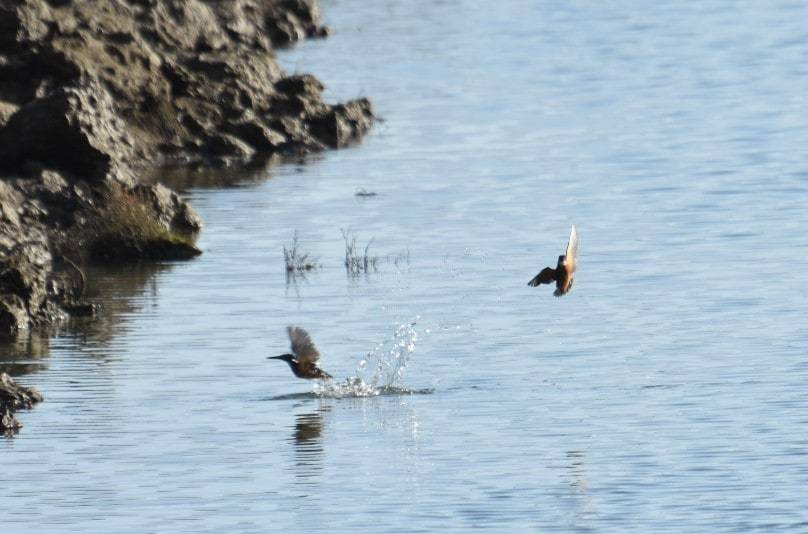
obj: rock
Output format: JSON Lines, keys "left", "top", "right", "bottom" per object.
{"left": 0, "top": 0, "right": 372, "bottom": 166}
{"left": 0, "top": 78, "right": 134, "bottom": 183}
{"left": 223, "top": 115, "right": 287, "bottom": 152}
{"left": 310, "top": 98, "right": 374, "bottom": 148}
{"left": 0, "top": 372, "right": 43, "bottom": 432}
{"left": 83, "top": 182, "right": 202, "bottom": 262}
{"left": 132, "top": 182, "right": 202, "bottom": 234}
{"left": 0, "top": 237, "right": 53, "bottom": 334}
{"left": 203, "top": 132, "right": 256, "bottom": 160}
{"left": 0, "top": 101, "right": 18, "bottom": 127}
{"left": 264, "top": 0, "right": 328, "bottom": 46}
{"left": 0, "top": 181, "right": 24, "bottom": 227}
{"left": 0, "top": 295, "right": 30, "bottom": 336}
{"left": 274, "top": 74, "right": 324, "bottom": 97}
{"left": 38, "top": 169, "right": 70, "bottom": 196}
{"left": 0, "top": 373, "right": 43, "bottom": 409}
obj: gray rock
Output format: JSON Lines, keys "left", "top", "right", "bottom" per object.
{"left": 0, "top": 372, "right": 43, "bottom": 432}
{"left": 1, "top": 0, "right": 372, "bottom": 166}
{"left": 0, "top": 78, "right": 134, "bottom": 183}
{"left": 0, "top": 294, "right": 30, "bottom": 336}
{"left": 224, "top": 114, "right": 287, "bottom": 152}
{"left": 310, "top": 98, "right": 375, "bottom": 148}
{"left": 132, "top": 182, "right": 202, "bottom": 234}
{"left": 0, "top": 236, "right": 53, "bottom": 332}
{"left": 264, "top": 0, "right": 328, "bottom": 46}
{"left": 0, "top": 101, "right": 18, "bottom": 127}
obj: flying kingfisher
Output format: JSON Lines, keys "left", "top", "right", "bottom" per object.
{"left": 269, "top": 326, "right": 333, "bottom": 380}
{"left": 527, "top": 225, "right": 579, "bottom": 297}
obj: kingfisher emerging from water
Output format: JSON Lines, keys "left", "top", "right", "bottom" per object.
{"left": 527, "top": 225, "right": 579, "bottom": 297}
{"left": 269, "top": 326, "right": 333, "bottom": 380}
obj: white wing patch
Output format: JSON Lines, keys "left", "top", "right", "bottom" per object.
{"left": 565, "top": 225, "right": 578, "bottom": 272}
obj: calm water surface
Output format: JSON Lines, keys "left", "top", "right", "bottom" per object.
{"left": 4, "top": 1, "right": 808, "bottom": 531}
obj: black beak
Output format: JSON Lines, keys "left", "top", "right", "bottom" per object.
{"left": 268, "top": 355, "right": 284, "bottom": 360}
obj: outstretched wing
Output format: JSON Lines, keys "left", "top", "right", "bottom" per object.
{"left": 528, "top": 267, "right": 556, "bottom": 287}
{"left": 565, "top": 225, "right": 578, "bottom": 273}
{"left": 288, "top": 326, "right": 320, "bottom": 364}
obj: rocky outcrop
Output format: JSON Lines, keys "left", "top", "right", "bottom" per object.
{"left": 0, "top": 0, "right": 374, "bottom": 340}
{"left": 0, "top": 0, "right": 373, "bottom": 167}
{"left": 1, "top": 372, "right": 43, "bottom": 433}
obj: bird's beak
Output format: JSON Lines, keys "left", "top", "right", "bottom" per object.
{"left": 268, "top": 355, "right": 284, "bottom": 360}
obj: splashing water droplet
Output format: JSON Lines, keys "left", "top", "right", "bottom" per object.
{"left": 313, "top": 320, "right": 419, "bottom": 398}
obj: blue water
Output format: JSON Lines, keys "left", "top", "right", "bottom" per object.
{"left": 3, "top": 1, "right": 808, "bottom": 531}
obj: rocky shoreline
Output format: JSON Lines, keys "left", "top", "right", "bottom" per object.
{"left": 0, "top": 0, "right": 373, "bottom": 430}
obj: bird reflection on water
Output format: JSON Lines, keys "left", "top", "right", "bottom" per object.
{"left": 289, "top": 404, "right": 330, "bottom": 483}
{"left": 563, "top": 450, "right": 595, "bottom": 522}
{"left": 565, "top": 450, "right": 588, "bottom": 492}
{"left": 294, "top": 409, "right": 326, "bottom": 445}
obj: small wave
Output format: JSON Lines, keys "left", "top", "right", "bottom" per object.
{"left": 314, "top": 378, "right": 433, "bottom": 398}
{"left": 266, "top": 383, "right": 433, "bottom": 401}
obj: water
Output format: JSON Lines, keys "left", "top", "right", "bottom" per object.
{"left": 4, "top": 1, "right": 808, "bottom": 531}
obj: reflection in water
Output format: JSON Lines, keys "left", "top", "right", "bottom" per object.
{"left": 142, "top": 158, "right": 277, "bottom": 191}
{"left": 0, "top": 332, "right": 50, "bottom": 376}
{"left": 143, "top": 154, "right": 325, "bottom": 193}
{"left": 285, "top": 396, "right": 423, "bottom": 486}
{"left": 284, "top": 270, "right": 312, "bottom": 299}
{"left": 563, "top": 450, "right": 594, "bottom": 521}
{"left": 565, "top": 450, "right": 588, "bottom": 491}
{"left": 0, "top": 262, "right": 174, "bottom": 380}
{"left": 0, "top": 260, "right": 175, "bottom": 438}
{"left": 66, "top": 262, "right": 174, "bottom": 346}
{"left": 289, "top": 404, "right": 330, "bottom": 483}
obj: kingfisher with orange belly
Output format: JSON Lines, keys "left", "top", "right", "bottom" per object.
{"left": 527, "top": 225, "right": 579, "bottom": 297}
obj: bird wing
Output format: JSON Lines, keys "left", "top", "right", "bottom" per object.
{"left": 287, "top": 326, "right": 320, "bottom": 364}
{"left": 528, "top": 267, "right": 556, "bottom": 287}
{"left": 565, "top": 225, "right": 578, "bottom": 273}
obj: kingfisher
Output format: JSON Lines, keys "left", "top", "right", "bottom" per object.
{"left": 269, "top": 326, "right": 333, "bottom": 380}
{"left": 527, "top": 225, "right": 579, "bottom": 296}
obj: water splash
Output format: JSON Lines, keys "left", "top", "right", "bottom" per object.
{"left": 313, "top": 321, "right": 423, "bottom": 398}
